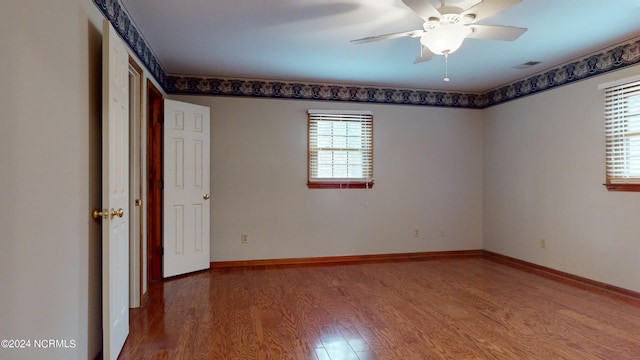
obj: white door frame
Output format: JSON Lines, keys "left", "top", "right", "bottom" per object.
{"left": 128, "top": 60, "right": 144, "bottom": 308}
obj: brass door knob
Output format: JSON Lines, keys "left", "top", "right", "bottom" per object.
{"left": 110, "top": 208, "right": 124, "bottom": 219}
{"left": 203, "top": 194, "right": 210, "bottom": 200}
{"left": 92, "top": 208, "right": 108, "bottom": 220}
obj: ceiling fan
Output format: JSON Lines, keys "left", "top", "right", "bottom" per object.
{"left": 352, "top": 0, "right": 527, "bottom": 75}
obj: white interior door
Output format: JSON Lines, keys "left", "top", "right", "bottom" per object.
{"left": 101, "top": 19, "right": 129, "bottom": 360}
{"left": 163, "top": 99, "right": 211, "bottom": 277}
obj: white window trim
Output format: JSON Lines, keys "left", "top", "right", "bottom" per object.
{"left": 601, "top": 75, "right": 640, "bottom": 190}
{"left": 307, "top": 109, "right": 374, "bottom": 189}
{"left": 598, "top": 74, "right": 640, "bottom": 90}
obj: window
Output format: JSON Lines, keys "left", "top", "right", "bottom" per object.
{"left": 308, "top": 110, "right": 373, "bottom": 189}
{"left": 602, "top": 76, "right": 640, "bottom": 191}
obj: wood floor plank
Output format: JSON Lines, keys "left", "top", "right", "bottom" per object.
{"left": 120, "top": 258, "right": 640, "bottom": 359}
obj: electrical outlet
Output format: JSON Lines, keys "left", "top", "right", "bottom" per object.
{"left": 540, "top": 238, "right": 546, "bottom": 249}
{"left": 413, "top": 228, "right": 420, "bottom": 238}
{"left": 242, "top": 233, "right": 248, "bottom": 244}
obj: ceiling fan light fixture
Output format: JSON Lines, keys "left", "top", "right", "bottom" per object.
{"left": 419, "top": 23, "right": 472, "bottom": 55}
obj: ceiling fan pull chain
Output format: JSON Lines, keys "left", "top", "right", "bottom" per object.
{"left": 444, "top": 52, "right": 450, "bottom": 82}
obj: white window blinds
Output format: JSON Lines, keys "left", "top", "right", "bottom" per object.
{"left": 604, "top": 79, "right": 640, "bottom": 184}
{"left": 308, "top": 110, "right": 373, "bottom": 185}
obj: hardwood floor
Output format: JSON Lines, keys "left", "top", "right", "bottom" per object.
{"left": 120, "top": 258, "right": 640, "bottom": 359}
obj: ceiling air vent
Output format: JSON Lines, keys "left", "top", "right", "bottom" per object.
{"left": 513, "top": 61, "right": 541, "bottom": 70}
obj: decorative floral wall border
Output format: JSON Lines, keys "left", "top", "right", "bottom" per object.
{"left": 484, "top": 37, "right": 640, "bottom": 106}
{"left": 94, "top": 0, "right": 167, "bottom": 88}
{"left": 96, "top": 0, "right": 639, "bottom": 109}
{"left": 164, "top": 77, "right": 489, "bottom": 108}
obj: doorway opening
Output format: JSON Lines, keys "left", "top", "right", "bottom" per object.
{"left": 147, "top": 80, "right": 164, "bottom": 282}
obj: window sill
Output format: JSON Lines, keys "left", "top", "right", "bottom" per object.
{"left": 604, "top": 183, "right": 640, "bottom": 192}
{"left": 308, "top": 181, "right": 374, "bottom": 189}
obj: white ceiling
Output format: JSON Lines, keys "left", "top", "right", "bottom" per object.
{"left": 121, "top": 0, "right": 640, "bottom": 93}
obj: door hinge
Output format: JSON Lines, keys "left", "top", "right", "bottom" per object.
{"left": 158, "top": 247, "right": 164, "bottom": 255}
{"left": 157, "top": 180, "right": 163, "bottom": 189}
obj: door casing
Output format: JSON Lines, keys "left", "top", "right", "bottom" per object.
{"left": 128, "top": 58, "right": 144, "bottom": 308}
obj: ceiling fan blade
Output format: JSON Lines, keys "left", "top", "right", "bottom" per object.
{"left": 413, "top": 47, "right": 434, "bottom": 64}
{"left": 462, "top": 0, "right": 522, "bottom": 23}
{"left": 402, "top": 0, "right": 441, "bottom": 21}
{"left": 467, "top": 24, "right": 527, "bottom": 41}
{"left": 351, "top": 30, "right": 424, "bottom": 44}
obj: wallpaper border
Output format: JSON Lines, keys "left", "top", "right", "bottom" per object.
{"left": 94, "top": 0, "right": 167, "bottom": 88}
{"left": 96, "top": 0, "right": 640, "bottom": 109}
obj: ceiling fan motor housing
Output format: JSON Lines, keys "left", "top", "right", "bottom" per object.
{"left": 439, "top": 6, "right": 464, "bottom": 18}
{"left": 424, "top": 5, "right": 473, "bottom": 31}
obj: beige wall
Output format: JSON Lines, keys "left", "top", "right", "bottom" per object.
{"left": 172, "top": 95, "right": 485, "bottom": 261}
{"left": 0, "top": 0, "right": 104, "bottom": 359}
{"left": 483, "top": 64, "right": 640, "bottom": 293}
